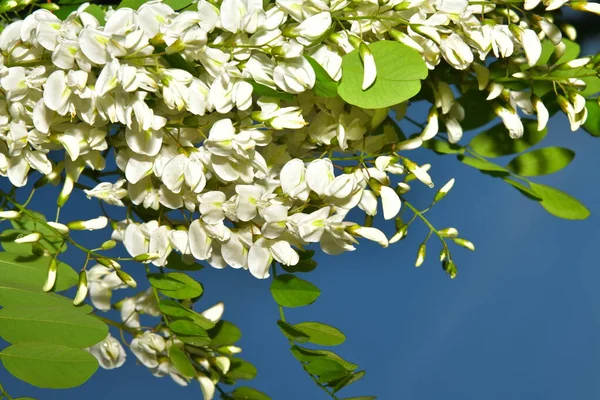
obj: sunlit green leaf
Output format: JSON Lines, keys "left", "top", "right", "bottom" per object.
{"left": 226, "top": 358, "right": 257, "bottom": 381}
{"left": 270, "top": 274, "right": 320, "bottom": 308}
{"left": 0, "top": 343, "right": 98, "bottom": 389}
{"left": 0, "top": 306, "right": 107, "bottom": 348}
{"left": 332, "top": 370, "right": 366, "bottom": 393}
{"left": 582, "top": 99, "right": 600, "bottom": 137}
{"left": 290, "top": 346, "right": 358, "bottom": 371}
{"left": 169, "top": 319, "right": 209, "bottom": 337}
{"left": 169, "top": 345, "right": 196, "bottom": 378}
{"left": 530, "top": 183, "right": 590, "bottom": 220}
{"left": 277, "top": 320, "right": 310, "bottom": 343}
{"left": 0, "top": 252, "right": 77, "bottom": 292}
{"left": 338, "top": 41, "right": 428, "bottom": 109}
{"left": 502, "top": 179, "right": 542, "bottom": 201}
{"left": 82, "top": 4, "right": 105, "bottom": 23}
{"left": 506, "top": 147, "right": 574, "bottom": 176}
{"left": 305, "top": 359, "right": 348, "bottom": 383}
{"left": 230, "top": 386, "right": 271, "bottom": 400}
{"left": 149, "top": 272, "right": 203, "bottom": 299}
{"left": 208, "top": 320, "right": 242, "bottom": 348}
{"left": 458, "top": 156, "right": 509, "bottom": 174}
{"left": 294, "top": 322, "right": 346, "bottom": 346}
{"left": 163, "top": 0, "right": 193, "bottom": 10}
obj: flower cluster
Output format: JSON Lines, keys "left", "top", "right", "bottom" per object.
{"left": 0, "top": 0, "right": 598, "bottom": 391}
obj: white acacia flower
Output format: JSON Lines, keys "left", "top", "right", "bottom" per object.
{"left": 87, "top": 333, "right": 127, "bottom": 370}
{"left": 87, "top": 264, "right": 127, "bottom": 311}
{"left": 84, "top": 180, "right": 128, "bottom": 206}
{"left": 131, "top": 331, "right": 166, "bottom": 368}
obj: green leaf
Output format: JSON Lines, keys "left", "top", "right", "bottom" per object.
{"left": 582, "top": 99, "right": 600, "bottom": 137}
{"left": 458, "top": 90, "right": 496, "bottom": 131}
{"left": 305, "top": 359, "right": 348, "bottom": 383}
{"left": 163, "top": 0, "right": 192, "bottom": 10}
{"left": 555, "top": 39, "right": 580, "bottom": 65}
{"left": 270, "top": 274, "right": 321, "bottom": 308}
{"left": 294, "top": 322, "right": 346, "bottom": 346}
{"left": 290, "top": 346, "right": 358, "bottom": 371}
{"left": 332, "top": 370, "right": 366, "bottom": 393}
{"left": 529, "top": 183, "right": 590, "bottom": 220}
{"left": 338, "top": 41, "right": 428, "bottom": 109}
{"left": 11, "top": 214, "right": 67, "bottom": 254}
{"left": 580, "top": 77, "right": 600, "bottom": 97}
{"left": 226, "top": 358, "right": 257, "bottom": 380}
{"left": 159, "top": 299, "right": 193, "bottom": 318}
{"left": 0, "top": 282, "right": 90, "bottom": 312}
{"left": 0, "top": 343, "right": 98, "bottom": 389}
{"left": 165, "top": 252, "right": 203, "bottom": 271}
{"left": 231, "top": 386, "right": 271, "bottom": 400}
{"left": 277, "top": 320, "right": 310, "bottom": 343}
{"left": 208, "top": 320, "right": 242, "bottom": 348}
{"left": 0, "top": 229, "right": 36, "bottom": 255}
{"left": 0, "top": 252, "right": 77, "bottom": 292}
{"left": 502, "top": 179, "right": 542, "bottom": 201}
{"left": 248, "top": 82, "right": 294, "bottom": 102}
{"left": 306, "top": 56, "right": 338, "bottom": 98}
{"left": 534, "top": 40, "right": 554, "bottom": 67}
{"left": 0, "top": 306, "right": 107, "bottom": 348}
{"left": 53, "top": 4, "right": 79, "bottom": 20}
{"left": 422, "top": 139, "right": 464, "bottom": 155}
{"left": 281, "top": 258, "right": 318, "bottom": 273}
{"left": 116, "top": 0, "right": 145, "bottom": 9}
{"left": 469, "top": 121, "right": 547, "bottom": 157}
{"left": 149, "top": 272, "right": 203, "bottom": 299}
{"left": 82, "top": 4, "right": 105, "bottom": 24}
{"left": 506, "top": 147, "right": 575, "bottom": 176}
{"left": 169, "top": 319, "right": 209, "bottom": 337}
{"left": 458, "top": 156, "right": 509, "bottom": 174}
{"left": 168, "top": 345, "right": 195, "bottom": 378}
{"left": 341, "top": 397, "right": 377, "bottom": 400}
{"left": 176, "top": 334, "right": 211, "bottom": 347}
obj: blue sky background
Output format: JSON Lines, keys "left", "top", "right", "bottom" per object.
{"left": 3, "top": 48, "right": 600, "bottom": 400}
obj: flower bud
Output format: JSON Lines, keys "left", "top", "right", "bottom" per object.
{"left": 443, "top": 259, "right": 458, "bottom": 279}
{"left": 389, "top": 224, "right": 408, "bottom": 244}
{"left": 73, "top": 271, "right": 88, "bottom": 306}
{"left": 453, "top": 238, "right": 475, "bottom": 251}
{"left": 116, "top": 269, "right": 137, "bottom": 288}
{"left": 403, "top": 159, "right": 434, "bottom": 188}
{"left": 438, "top": 227, "right": 459, "bottom": 238}
{"left": 570, "top": 1, "right": 600, "bottom": 15}
{"left": 43, "top": 258, "right": 58, "bottom": 292}
{"left": 359, "top": 42, "right": 377, "bottom": 90}
{"left": 97, "top": 257, "right": 121, "bottom": 269}
{"left": 134, "top": 253, "right": 161, "bottom": 263}
{"left": 0, "top": 210, "right": 20, "bottom": 220}
{"left": 48, "top": 221, "right": 69, "bottom": 235}
{"left": 67, "top": 216, "right": 108, "bottom": 231}
{"left": 396, "top": 182, "right": 411, "bottom": 194}
{"left": 367, "top": 178, "right": 383, "bottom": 196}
{"left": 101, "top": 240, "right": 117, "bottom": 250}
{"left": 433, "top": 178, "right": 455, "bottom": 203}
{"left": 39, "top": 2, "right": 59, "bottom": 10}
{"left": 15, "top": 232, "right": 41, "bottom": 244}
{"left": 415, "top": 243, "right": 426, "bottom": 267}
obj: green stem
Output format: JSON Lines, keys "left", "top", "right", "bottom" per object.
{"left": 403, "top": 199, "right": 449, "bottom": 252}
